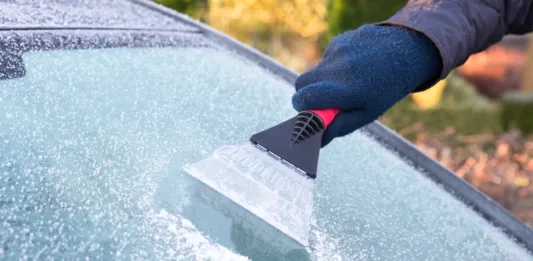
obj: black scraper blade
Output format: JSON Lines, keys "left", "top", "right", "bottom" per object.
{"left": 249, "top": 110, "right": 330, "bottom": 179}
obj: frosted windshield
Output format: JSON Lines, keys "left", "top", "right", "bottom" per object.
{"left": 0, "top": 46, "right": 532, "bottom": 261}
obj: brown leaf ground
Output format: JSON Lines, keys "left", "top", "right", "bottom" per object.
{"left": 411, "top": 126, "right": 533, "bottom": 227}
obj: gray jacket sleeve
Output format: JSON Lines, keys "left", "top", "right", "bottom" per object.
{"left": 378, "top": 0, "right": 533, "bottom": 81}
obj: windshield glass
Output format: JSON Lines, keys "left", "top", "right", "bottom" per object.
{"left": 0, "top": 41, "right": 532, "bottom": 260}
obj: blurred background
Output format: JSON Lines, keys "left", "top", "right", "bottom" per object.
{"left": 154, "top": 0, "right": 533, "bottom": 227}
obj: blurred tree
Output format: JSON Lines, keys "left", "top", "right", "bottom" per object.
{"left": 326, "top": 0, "right": 406, "bottom": 41}
{"left": 207, "top": 0, "right": 328, "bottom": 72}
{"left": 208, "top": 0, "right": 327, "bottom": 39}
{"left": 154, "top": 0, "right": 208, "bottom": 20}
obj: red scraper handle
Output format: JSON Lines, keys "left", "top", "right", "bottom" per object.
{"left": 309, "top": 108, "right": 340, "bottom": 129}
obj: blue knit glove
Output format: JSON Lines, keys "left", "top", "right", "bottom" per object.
{"left": 292, "top": 24, "right": 442, "bottom": 147}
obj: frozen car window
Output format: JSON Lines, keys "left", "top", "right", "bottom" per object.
{"left": 0, "top": 45, "right": 532, "bottom": 261}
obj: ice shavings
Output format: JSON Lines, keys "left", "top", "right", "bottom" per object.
{"left": 147, "top": 210, "right": 250, "bottom": 261}
{"left": 308, "top": 229, "right": 343, "bottom": 261}
{"left": 183, "top": 141, "right": 314, "bottom": 247}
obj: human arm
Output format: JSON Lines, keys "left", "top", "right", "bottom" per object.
{"left": 292, "top": 0, "right": 533, "bottom": 147}
{"left": 379, "top": 0, "right": 533, "bottom": 90}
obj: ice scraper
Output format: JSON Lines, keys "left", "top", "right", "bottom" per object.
{"left": 183, "top": 108, "right": 339, "bottom": 247}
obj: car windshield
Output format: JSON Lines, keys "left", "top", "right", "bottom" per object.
{"left": 1, "top": 31, "right": 532, "bottom": 261}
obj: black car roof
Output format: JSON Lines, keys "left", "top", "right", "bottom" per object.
{"left": 2, "top": 0, "right": 533, "bottom": 252}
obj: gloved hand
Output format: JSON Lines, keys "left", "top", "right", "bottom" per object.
{"left": 292, "top": 24, "right": 443, "bottom": 147}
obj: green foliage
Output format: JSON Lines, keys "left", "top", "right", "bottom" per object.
{"left": 502, "top": 91, "right": 533, "bottom": 133}
{"left": 383, "top": 73, "right": 533, "bottom": 139}
{"left": 154, "top": 0, "right": 207, "bottom": 19}
{"left": 381, "top": 73, "right": 502, "bottom": 141}
{"left": 326, "top": 0, "right": 407, "bottom": 41}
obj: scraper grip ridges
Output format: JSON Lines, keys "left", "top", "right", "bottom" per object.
{"left": 249, "top": 107, "right": 340, "bottom": 178}
{"left": 290, "top": 109, "right": 340, "bottom": 146}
